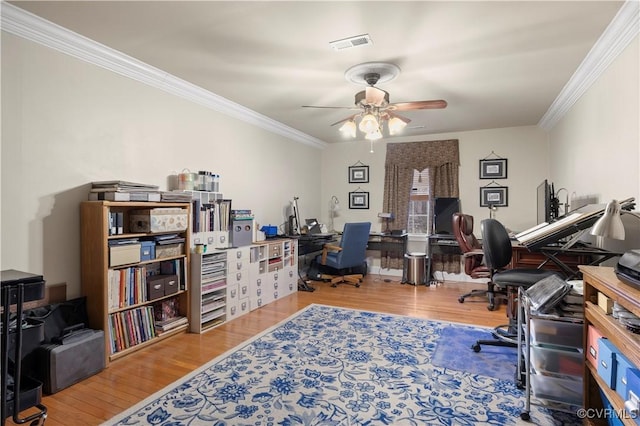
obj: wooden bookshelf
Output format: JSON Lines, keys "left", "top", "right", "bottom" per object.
{"left": 80, "top": 201, "right": 191, "bottom": 365}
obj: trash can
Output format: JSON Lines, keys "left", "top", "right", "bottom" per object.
{"left": 405, "top": 252, "right": 426, "bottom": 285}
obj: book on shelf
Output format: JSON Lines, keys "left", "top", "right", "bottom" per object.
{"left": 155, "top": 316, "right": 188, "bottom": 332}
{"left": 91, "top": 180, "right": 159, "bottom": 191}
{"left": 88, "top": 191, "right": 161, "bottom": 202}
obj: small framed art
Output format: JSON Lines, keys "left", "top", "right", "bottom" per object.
{"left": 479, "top": 158, "right": 507, "bottom": 179}
{"left": 349, "top": 191, "right": 369, "bottom": 209}
{"left": 480, "top": 186, "right": 508, "bottom": 207}
{"left": 348, "top": 165, "right": 369, "bottom": 183}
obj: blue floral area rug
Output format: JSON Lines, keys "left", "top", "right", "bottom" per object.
{"left": 431, "top": 326, "right": 518, "bottom": 382}
{"left": 105, "top": 304, "right": 578, "bottom": 425}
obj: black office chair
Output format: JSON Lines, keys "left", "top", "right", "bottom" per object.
{"left": 315, "top": 222, "right": 371, "bottom": 287}
{"left": 471, "top": 218, "right": 562, "bottom": 352}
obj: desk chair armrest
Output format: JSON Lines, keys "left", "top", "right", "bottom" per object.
{"left": 463, "top": 249, "right": 484, "bottom": 258}
{"left": 321, "top": 243, "right": 342, "bottom": 265}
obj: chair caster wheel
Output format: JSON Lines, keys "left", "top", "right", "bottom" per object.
{"left": 355, "top": 283, "right": 360, "bottom": 287}
{"left": 331, "top": 284, "right": 337, "bottom": 288}
{"left": 487, "top": 303, "right": 495, "bottom": 311}
{"left": 471, "top": 343, "right": 481, "bottom": 352}
{"left": 458, "top": 297, "right": 464, "bottom": 303}
{"left": 520, "top": 411, "right": 530, "bottom": 421}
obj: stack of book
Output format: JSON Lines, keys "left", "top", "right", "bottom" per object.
{"left": 152, "top": 297, "right": 187, "bottom": 333}
{"left": 161, "top": 191, "right": 194, "bottom": 202}
{"left": 89, "top": 180, "right": 161, "bottom": 202}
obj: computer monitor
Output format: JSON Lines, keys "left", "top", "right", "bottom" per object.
{"left": 433, "top": 197, "right": 460, "bottom": 235}
{"left": 305, "top": 218, "right": 321, "bottom": 234}
{"left": 536, "top": 180, "right": 551, "bottom": 224}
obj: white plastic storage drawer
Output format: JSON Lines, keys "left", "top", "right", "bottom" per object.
{"left": 530, "top": 373, "right": 582, "bottom": 406}
{"left": 530, "top": 344, "right": 583, "bottom": 378}
{"left": 530, "top": 318, "right": 582, "bottom": 349}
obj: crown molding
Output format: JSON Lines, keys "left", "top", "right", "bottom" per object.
{"left": 539, "top": 0, "right": 640, "bottom": 131}
{"left": 0, "top": 2, "right": 327, "bottom": 150}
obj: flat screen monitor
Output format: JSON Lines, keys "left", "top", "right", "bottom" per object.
{"left": 433, "top": 197, "right": 460, "bottom": 235}
{"left": 537, "top": 180, "right": 551, "bottom": 224}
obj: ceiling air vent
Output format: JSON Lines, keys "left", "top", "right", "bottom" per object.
{"left": 329, "top": 34, "right": 373, "bottom": 51}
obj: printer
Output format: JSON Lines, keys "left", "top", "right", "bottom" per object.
{"left": 616, "top": 249, "right": 640, "bottom": 288}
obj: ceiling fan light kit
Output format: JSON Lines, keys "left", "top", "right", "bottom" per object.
{"left": 304, "top": 62, "right": 447, "bottom": 141}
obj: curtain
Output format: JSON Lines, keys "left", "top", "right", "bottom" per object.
{"left": 382, "top": 140, "right": 460, "bottom": 272}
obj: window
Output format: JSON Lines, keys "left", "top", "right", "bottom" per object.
{"left": 407, "top": 168, "right": 431, "bottom": 234}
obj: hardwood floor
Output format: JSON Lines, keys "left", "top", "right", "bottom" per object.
{"left": 7, "top": 276, "right": 508, "bottom": 426}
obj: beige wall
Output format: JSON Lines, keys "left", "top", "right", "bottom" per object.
{"left": 549, "top": 36, "right": 639, "bottom": 252}
{"left": 1, "top": 34, "right": 321, "bottom": 297}
{"left": 320, "top": 126, "right": 549, "bottom": 235}
{"left": 2, "top": 30, "right": 638, "bottom": 292}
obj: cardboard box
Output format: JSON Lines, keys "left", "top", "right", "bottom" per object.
{"left": 147, "top": 275, "right": 166, "bottom": 301}
{"left": 598, "top": 337, "right": 618, "bottom": 389}
{"left": 110, "top": 244, "right": 141, "bottom": 267}
{"left": 598, "top": 292, "right": 614, "bottom": 314}
{"left": 164, "top": 275, "right": 179, "bottom": 296}
{"left": 129, "top": 208, "right": 188, "bottom": 233}
{"left": 616, "top": 353, "right": 635, "bottom": 401}
{"left": 587, "top": 324, "right": 604, "bottom": 368}
{"left": 156, "top": 243, "right": 184, "bottom": 259}
{"left": 140, "top": 241, "right": 155, "bottom": 261}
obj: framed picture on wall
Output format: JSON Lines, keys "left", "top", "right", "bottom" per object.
{"left": 348, "top": 165, "right": 369, "bottom": 183}
{"left": 480, "top": 186, "right": 508, "bottom": 207}
{"left": 349, "top": 191, "right": 369, "bottom": 209}
{"left": 479, "top": 158, "right": 508, "bottom": 179}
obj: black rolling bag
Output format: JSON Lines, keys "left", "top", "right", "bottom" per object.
{"left": 23, "top": 297, "right": 105, "bottom": 394}
{"left": 33, "top": 324, "right": 105, "bottom": 394}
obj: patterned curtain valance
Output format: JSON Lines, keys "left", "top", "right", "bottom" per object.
{"left": 385, "top": 140, "right": 459, "bottom": 170}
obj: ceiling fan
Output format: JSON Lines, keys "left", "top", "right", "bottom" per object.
{"left": 302, "top": 62, "right": 447, "bottom": 140}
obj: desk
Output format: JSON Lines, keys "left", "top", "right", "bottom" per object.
{"left": 511, "top": 244, "right": 617, "bottom": 279}
{"left": 427, "top": 234, "right": 461, "bottom": 284}
{"left": 297, "top": 234, "right": 338, "bottom": 256}
{"left": 295, "top": 234, "right": 338, "bottom": 291}
{"left": 367, "top": 233, "right": 408, "bottom": 281}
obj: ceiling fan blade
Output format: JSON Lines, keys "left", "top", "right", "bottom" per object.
{"left": 386, "top": 111, "right": 411, "bottom": 124}
{"left": 330, "top": 114, "right": 357, "bottom": 127}
{"left": 388, "top": 100, "right": 448, "bottom": 111}
{"left": 302, "top": 105, "right": 357, "bottom": 110}
{"left": 365, "top": 87, "right": 388, "bottom": 106}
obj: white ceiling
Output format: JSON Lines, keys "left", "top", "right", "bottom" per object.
{"left": 6, "top": 1, "right": 627, "bottom": 145}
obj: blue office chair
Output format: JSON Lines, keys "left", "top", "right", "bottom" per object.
{"left": 471, "top": 218, "right": 562, "bottom": 352}
{"left": 315, "top": 222, "right": 371, "bottom": 287}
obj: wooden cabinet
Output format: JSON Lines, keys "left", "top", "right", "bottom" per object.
{"left": 580, "top": 266, "right": 640, "bottom": 426}
{"left": 80, "top": 201, "right": 191, "bottom": 365}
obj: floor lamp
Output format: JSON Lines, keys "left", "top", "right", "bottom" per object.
{"left": 329, "top": 196, "right": 340, "bottom": 233}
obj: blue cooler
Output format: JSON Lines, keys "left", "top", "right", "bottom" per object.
{"left": 598, "top": 338, "right": 618, "bottom": 389}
